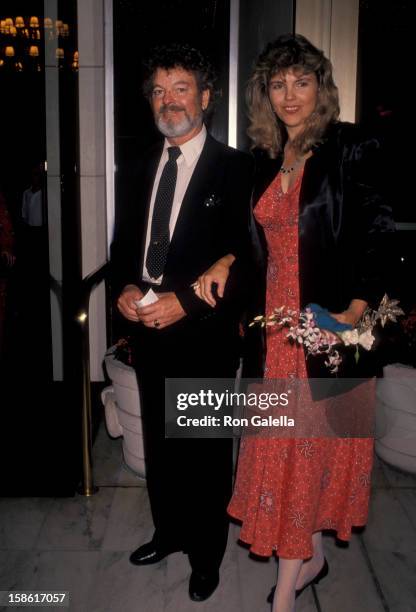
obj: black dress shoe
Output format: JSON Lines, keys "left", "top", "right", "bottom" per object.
{"left": 189, "top": 570, "right": 220, "bottom": 602}
{"left": 267, "top": 558, "right": 329, "bottom": 604}
{"left": 129, "top": 540, "right": 180, "bottom": 566}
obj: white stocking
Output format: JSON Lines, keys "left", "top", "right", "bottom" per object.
{"left": 272, "top": 558, "right": 303, "bottom": 612}
{"left": 295, "top": 531, "right": 324, "bottom": 590}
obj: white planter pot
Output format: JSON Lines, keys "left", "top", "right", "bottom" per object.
{"left": 375, "top": 363, "right": 416, "bottom": 474}
{"left": 102, "top": 350, "right": 146, "bottom": 478}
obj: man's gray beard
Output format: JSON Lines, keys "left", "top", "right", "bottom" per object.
{"left": 156, "top": 111, "right": 203, "bottom": 138}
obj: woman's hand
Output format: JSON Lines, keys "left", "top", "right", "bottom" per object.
{"left": 193, "top": 254, "right": 235, "bottom": 307}
{"left": 330, "top": 299, "right": 368, "bottom": 327}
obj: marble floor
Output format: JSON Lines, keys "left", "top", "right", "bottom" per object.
{"left": 1, "top": 422, "right": 416, "bottom": 612}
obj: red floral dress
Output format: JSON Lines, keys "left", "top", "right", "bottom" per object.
{"left": 227, "top": 170, "right": 374, "bottom": 559}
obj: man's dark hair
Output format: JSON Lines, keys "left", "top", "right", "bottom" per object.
{"left": 142, "top": 43, "right": 218, "bottom": 118}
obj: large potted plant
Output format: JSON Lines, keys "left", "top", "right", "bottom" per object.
{"left": 102, "top": 338, "right": 145, "bottom": 477}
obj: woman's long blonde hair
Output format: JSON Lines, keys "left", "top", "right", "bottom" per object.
{"left": 247, "top": 34, "right": 340, "bottom": 158}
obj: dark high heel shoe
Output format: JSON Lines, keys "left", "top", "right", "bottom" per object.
{"left": 266, "top": 558, "right": 329, "bottom": 604}
{"left": 266, "top": 586, "right": 275, "bottom": 605}
{"left": 295, "top": 558, "right": 329, "bottom": 598}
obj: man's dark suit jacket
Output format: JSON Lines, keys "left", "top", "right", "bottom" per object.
{"left": 111, "top": 131, "right": 254, "bottom": 364}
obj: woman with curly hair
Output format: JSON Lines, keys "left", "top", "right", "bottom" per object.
{"left": 195, "top": 33, "right": 394, "bottom": 611}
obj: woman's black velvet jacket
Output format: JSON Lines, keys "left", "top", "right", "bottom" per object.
{"left": 243, "top": 121, "right": 395, "bottom": 379}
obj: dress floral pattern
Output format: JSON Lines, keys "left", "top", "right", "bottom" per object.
{"left": 227, "top": 171, "right": 374, "bottom": 559}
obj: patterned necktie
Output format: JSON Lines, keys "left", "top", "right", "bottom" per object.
{"left": 146, "top": 146, "right": 181, "bottom": 279}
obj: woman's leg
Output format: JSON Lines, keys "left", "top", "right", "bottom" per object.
{"left": 295, "top": 531, "right": 325, "bottom": 590}
{"left": 272, "top": 558, "right": 303, "bottom": 612}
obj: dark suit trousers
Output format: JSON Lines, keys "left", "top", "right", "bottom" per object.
{"left": 133, "top": 319, "right": 238, "bottom": 573}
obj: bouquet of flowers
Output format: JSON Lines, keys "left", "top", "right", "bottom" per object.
{"left": 250, "top": 294, "right": 404, "bottom": 374}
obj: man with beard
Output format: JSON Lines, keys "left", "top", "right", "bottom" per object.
{"left": 110, "top": 44, "right": 253, "bottom": 601}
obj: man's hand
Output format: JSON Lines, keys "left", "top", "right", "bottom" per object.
{"left": 117, "top": 284, "right": 144, "bottom": 322}
{"left": 137, "top": 292, "right": 186, "bottom": 329}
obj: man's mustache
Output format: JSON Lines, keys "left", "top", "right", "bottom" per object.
{"left": 159, "top": 104, "right": 186, "bottom": 114}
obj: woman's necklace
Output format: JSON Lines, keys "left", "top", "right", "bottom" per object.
{"left": 280, "top": 156, "right": 304, "bottom": 174}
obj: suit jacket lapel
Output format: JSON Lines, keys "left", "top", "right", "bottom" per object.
{"left": 168, "top": 134, "right": 218, "bottom": 252}
{"left": 299, "top": 144, "right": 330, "bottom": 212}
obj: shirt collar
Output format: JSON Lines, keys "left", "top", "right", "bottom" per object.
{"left": 163, "top": 124, "right": 207, "bottom": 168}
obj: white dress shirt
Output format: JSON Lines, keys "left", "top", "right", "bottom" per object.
{"left": 142, "top": 124, "right": 207, "bottom": 284}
